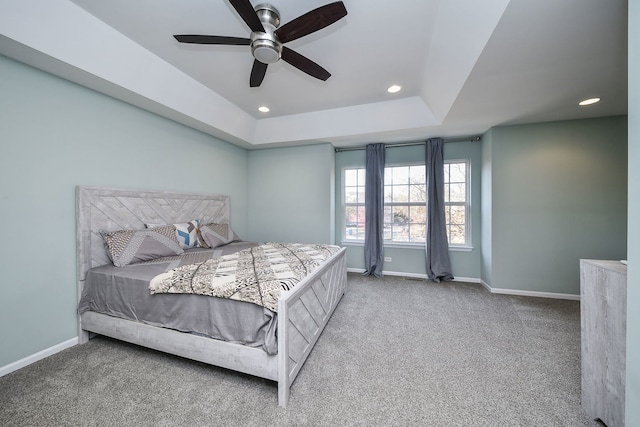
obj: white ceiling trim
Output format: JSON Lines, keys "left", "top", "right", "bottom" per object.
{"left": 253, "top": 97, "right": 438, "bottom": 146}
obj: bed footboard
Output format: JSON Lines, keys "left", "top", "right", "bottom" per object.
{"left": 277, "top": 247, "right": 347, "bottom": 407}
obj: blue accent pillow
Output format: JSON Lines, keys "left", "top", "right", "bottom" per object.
{"left": 146, "top": 220, "right": 201, "bottom": 249}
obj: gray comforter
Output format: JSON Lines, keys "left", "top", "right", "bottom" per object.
{"left": 78, "top": 242, "right": 280, "bottom": 355}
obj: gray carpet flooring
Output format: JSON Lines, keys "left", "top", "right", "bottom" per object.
{"left": 0, "top": 273, "right": 601, "bottom": 426}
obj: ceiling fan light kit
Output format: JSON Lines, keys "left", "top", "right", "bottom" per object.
{"left": 173, "top": 0, "right": 347, "bottom": 87}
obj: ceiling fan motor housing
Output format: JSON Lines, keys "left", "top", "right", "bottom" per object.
{"left": 173, "top": 0, "right": 347, "bottom": 86}
{"left": 251, "top": 4, "right": 282, "bottom": 64}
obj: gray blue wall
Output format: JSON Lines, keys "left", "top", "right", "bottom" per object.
{"left": 626, "top": 0, "right": 639, "bottom": 422}
{"left": 482, "top": 117, "right": 628, "bottom": 295}
{"left": 247, "top": 144, "right": 335, "bottom": 245}
{"left": 0, "top": 55, "right": 249, "bottom": 368}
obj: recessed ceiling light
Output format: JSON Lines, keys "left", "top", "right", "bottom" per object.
{"left": 387, "top": 85, "right": 402, "bottom": 93}
{"left": 258, "top": 106, "right": 270, "bottom": 113}
{"left": 579, "top": 97, "right": 600, "bottom": 106}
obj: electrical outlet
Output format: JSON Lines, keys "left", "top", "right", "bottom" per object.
{"left": 384, "top": 256, "right": 392, "bottom": 262}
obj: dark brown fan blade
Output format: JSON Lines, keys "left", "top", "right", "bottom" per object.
{"left": 250, "top": 59, "right": 268, "bottom": 87}
{"left": 281, "top": 46, "right": 331, "bottom": 81}
{"left": 229, "top": 0, "right": 265, "bottom": 33}
{"left": 275, "top": 1, "right": 347, "bottom": 44}
{"left": 174, "top": 35, "right": 251, "bottom": 45}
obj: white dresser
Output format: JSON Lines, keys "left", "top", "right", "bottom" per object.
{"left": 580, "top": 259, "right": 627, "bottom": 427}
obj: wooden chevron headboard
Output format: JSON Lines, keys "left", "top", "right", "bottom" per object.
{"left": 75, "top": 186, "right": 231, "bottom": 281}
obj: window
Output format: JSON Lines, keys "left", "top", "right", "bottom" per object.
{"left": 384, "top": 165, "right": 426, "bottom": 242}
{"left": 443, "top": 161, "right": 469, "bottom": 245}
{"left": 343, "top": 160, "right": 469, "bottom": 246}
{"left": 344, "top": 169, "right": 366, "bottom": 240}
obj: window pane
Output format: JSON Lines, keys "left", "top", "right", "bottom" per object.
{"left": 384, "top": 186, "right": 392, "bottom": 203}
{"left": 356, "top": 206, "right": 366, "bottom": 240}
{"left": 345, "top": 206, "right": 358, "bottom": 239}
{"left": 345, "top": 206, "right": 358, "bottom": 223}
{"left": 392, "top": 224, "right": 408, "bottom": 241}
{"left": 409, "top": 206, "right": 426, "bottom": 242}
{"left": 409, "top": 165, "right": 425, "bottom": 184}
{"left": 345, "top": 187, "right": 358, "bottom": 203}
{"left": 450, "top": 205, "right": 466, "bottom": 225}
{"left": 392, "top": 167, "right": 409, "bottom": 185}
{"left": 449, "top": 224, "right": 466, "bottom": 244}
{"left": 444, "top": 183, "right": 450, "bottom": 203}
{"left": 383, "top": 206, "right": 393, "bottom": 224}
{"left": 410, "top": 223, "right": 426, "bottom": 242}
{"left": 392, "top": 185, "right": 409, "bottom": 203}
{"left": 409, "top": 205, "right": 426, "bottom": 223}
{"left": 357, "top": 187, "right": 365, "bottom": 204}
{"left": 410, "top": 184, "right": 426, "bottom": 203}
{"left": 383, "top": 206, "right": 392, "bottom": 240}
{"left": 357, "top": 169, "right": 366, "bottom": 184}
{"left": 393, "top": 206, "right": 409, "bottom": 224}
{"left": 345, "top": 206, "right": 367, "bottom": 240}
{"left": 392, "top": 206, "right": 409, "bottom": 241}
{"left": 345, "top": 169, "right": 358, "bottom": 186}
{"left": 383, "top": 229, "right": 392, "bottom": 240}
{"left": 449, "top": 163, "right": 466, "bottom": 182}
{"left": 449, "top": 183, "right": 466, "bottom": 202}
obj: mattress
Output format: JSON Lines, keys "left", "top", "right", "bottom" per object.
{"left": 78, "top": 241, "right": 279, "bottom": 354}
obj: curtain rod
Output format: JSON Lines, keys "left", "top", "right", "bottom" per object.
{"left": 334, "top": 135, "right": 481, "bottom": 152}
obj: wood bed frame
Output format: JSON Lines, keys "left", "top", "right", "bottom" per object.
{"left": 76, "top": 186, "right": 347, "bottom": 407}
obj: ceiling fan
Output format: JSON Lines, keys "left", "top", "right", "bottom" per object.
{"left": 173, "top": 0, "right": 348, "bottom": 87}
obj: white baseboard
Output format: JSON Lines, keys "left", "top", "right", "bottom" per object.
{"left": 0, "top": 337, "right": 78, "bottom": 378}
{"left": 348, "top": 268, "right": 579, "bottom": 300}
{"left": 487, "top": 287, "right": 580, "bottom": 301}
{"left": 348, "top": 268, "right": 481, "bottom": 284}
{"left": 480, "top": 278, "right": 579, "bottom": 300}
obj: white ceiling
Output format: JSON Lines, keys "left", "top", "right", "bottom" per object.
{"left": 0, "top": 0, "right": 628, "bottom": 149}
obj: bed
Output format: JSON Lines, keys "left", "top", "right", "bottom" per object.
{"left": 76, "top": 186, "right": 347, "bottom": 407}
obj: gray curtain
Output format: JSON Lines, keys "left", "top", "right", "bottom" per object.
{"left": 425, "top": 138, "right": 454, "bottom": 282}
{"left": 363, "top": 143, "right": 385, "bottom": 277}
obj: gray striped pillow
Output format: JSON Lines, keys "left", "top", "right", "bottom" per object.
{"left": 101, "top": 225, "right": 184, "bottom": 267}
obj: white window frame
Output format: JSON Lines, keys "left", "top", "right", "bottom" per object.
{"left": 343, "top": 168, "right": 366, "bottom": 241}
{"left": 342, "top": 160, "right": 471, "bottom": 249}
{"left": 442, "top": 159, "right": 471, "bottom": 249}
{"left": 383, "top": 164, "right": 427, "bottom": 244}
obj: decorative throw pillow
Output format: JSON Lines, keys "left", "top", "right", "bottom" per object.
{"left": 145, "top": 220, "right": 201, "bottom": 249}
{"left": 102, "top": 225, "right": 184, "bottom": 267}
{"left": 174, "top": 220, "right": 200, "bottom": 249}
{"left": 198, "top": 223, "right": 240, "bottom": 249}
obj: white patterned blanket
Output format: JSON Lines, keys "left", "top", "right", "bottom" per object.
{"left": 149, "top": 243, "right": 340, "bottom": 312}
